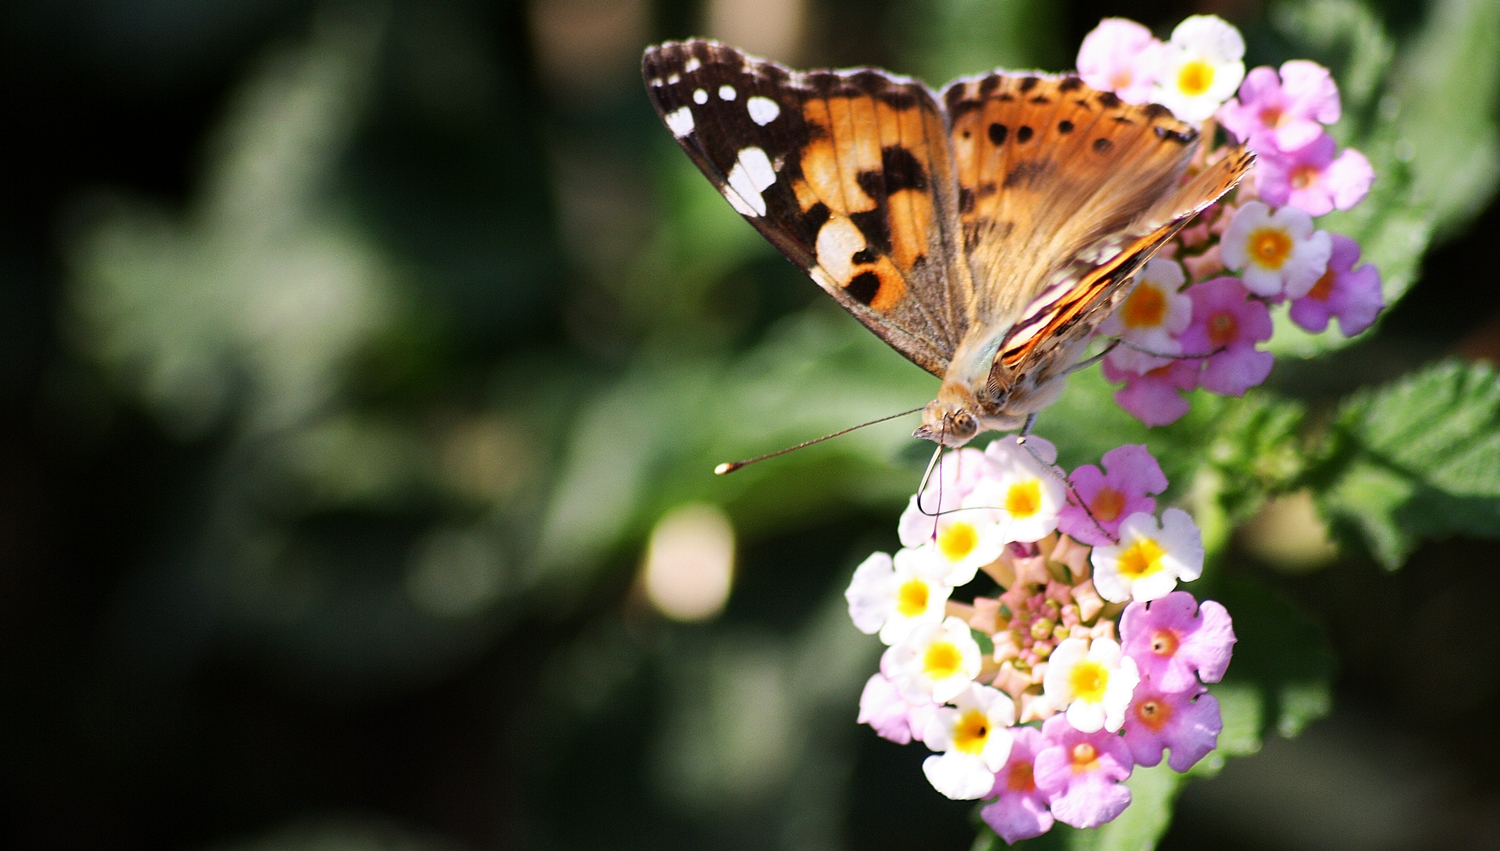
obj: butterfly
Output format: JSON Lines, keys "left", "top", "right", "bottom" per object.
{"left": 642, "top": 39, "right": 1252, "bottom": 446}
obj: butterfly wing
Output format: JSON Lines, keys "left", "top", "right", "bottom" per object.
{"left": 937, "top": 73, "right": 1251, "bottom": 396}
{"left": 643, "top": 40, "right": 973, "bottom": 377}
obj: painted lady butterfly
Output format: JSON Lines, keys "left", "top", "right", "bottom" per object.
{"left": 643, "top": 39, "right": 1252, "bottom": 446}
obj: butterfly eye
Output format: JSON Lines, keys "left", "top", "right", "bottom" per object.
{"left": 949, "top": 413, "right": 978, "bottom": 440}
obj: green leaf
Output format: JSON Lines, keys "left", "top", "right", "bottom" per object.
{"left": 1208, "top": 575, "right": 1336, "bottom": 740}
{"left": 1314, "top": 359, "right": 1500, "bottom": 567}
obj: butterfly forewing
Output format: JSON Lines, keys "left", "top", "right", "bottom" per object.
{"left": 643, "top": 40, "right": 971, "bottom": 376}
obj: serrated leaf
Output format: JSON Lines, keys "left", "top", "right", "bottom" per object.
{"left": 1315, "top": 359, "right": 1500, "bottom": 567}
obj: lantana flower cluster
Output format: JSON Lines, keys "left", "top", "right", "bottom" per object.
{"left": 1079, "top": 15, "right": 1384, "bottom": 426}
{"left": 847, "top": 439, "right": 1236, "bottom": 843}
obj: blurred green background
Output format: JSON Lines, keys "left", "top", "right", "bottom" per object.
{"left": 3, "top": 0, "right": 1500, "bottom": 849}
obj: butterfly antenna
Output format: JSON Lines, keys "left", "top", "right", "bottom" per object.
{"left": 713, "top": 406, "right": 925, "bottom": 475}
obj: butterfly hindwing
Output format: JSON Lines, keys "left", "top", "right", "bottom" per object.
{"left": 643, "top": 40, "right": 971, "bottom": 376}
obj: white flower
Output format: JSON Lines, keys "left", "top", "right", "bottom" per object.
{"left": 845, "top": 548, "right": 953, "bottom": 645}
{"left": 898, "top": 496, "right": 1009, "bottom": 586}
{"left": 968, "top": 437, "right": 1066, "bottom": 544}
{"left": 1101, "top": 257, "right": 1192, "bottom": 374}
{"left": 1220, "top": 200, "right": 1333, "bottom": 299}
{"left": 1042, "top": 637, "right": 1140, "bottom": 733}
{"left": 882, "top": 616, "right": 983, "bottom": 704}
{"left": 1090, "top": 508, "right": 1205, "bottom": 603}
{"left": 1152, "top": 15, "right": 1246, "bottom": 122}
{"left": 921, "top": 684, "right": 1017, "bottom": 799}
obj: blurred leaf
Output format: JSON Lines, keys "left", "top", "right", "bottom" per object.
{"left": 1211, "top": 576, "right": 1335, "bottom": 739}
{"left": 1313, "top": 358, "right": 1500, "bottom": 567}
{"left": 895, "top": 0, "right": 1066, "bottom": 84}
{"left": 1388, "top": 0, "right": 1500, "bottom": 241}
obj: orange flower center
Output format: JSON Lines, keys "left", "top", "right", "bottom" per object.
{"left": 1122, "top": 283, "right": 1167, "bottom": 328}
{"left": 1150, "top": 628, "right": 1180, "bottom": 658}
{"left": 1258, "top": 105, "right": 1284, "bottom": 127}
{"left": 1208, "top": 311, "right": 1239, "bottom": 347}
{"left": 1290, "top": 164, "right": 1320, "bottom": 190}
{"left": 1070, "top": 742, "right": 1100, "bottom": 772}
{"left": 1306, "top": 267, "right": 1336, "bottom": 301}
{"left": 1249, "top": 227, "right": 1294, "bottom": 269}
{"left": 1133, "top": 696, "right": 1174, "bottom": 732}
{"left": 1091, "top": 487, "right": 1127, "bottom": 522}
{"left": 1006, "top": 760, "right": 1036, "bottom": 792}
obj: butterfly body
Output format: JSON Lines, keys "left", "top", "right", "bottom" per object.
{"left": 643, "top": 40, "right": 1252, "bottom": 446}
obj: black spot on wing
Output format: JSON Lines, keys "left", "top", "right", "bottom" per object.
{"left": 989, "top": 123, "right": 1007, "bottom": 145}
{"left": 1058, "top": 120, "right": 1073, "bottom": 133}
{"left": 847, "top": 271, "right": 881, "bottom": 305}
{"left": 1016, "top": 125, "right": 1034, "bottom": 143}
{"left": 1155, "top": 125, "right": 1197, "bottom": 145}
{"left": 878, "top": 145, "right": 929, "bottom": 192}
{"left": 1093, "top": 137, "right": 1114, "bottom": 154}
{"left": 959, "top": 187, "right": 974, "bottom": 213}
{"left": 849, "top": 208, "right": 892, "bottom": 254}
{"left": 1019, "top": 76, "right": 1039, "bottom": 92}
{"left": 1059, "top": 76, "right": 1083, "bottom": 92}
{"left": 1098, "top": 91, "right": 1121, "bottom": 108}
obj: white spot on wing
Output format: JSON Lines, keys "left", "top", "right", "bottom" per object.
{"left": 693, "top": 88, "right": 708, "bottom": 104}
{"left": 724, "top": 146, "right": 776, "bottom": 217}
{"left": 816, "top": 217, "right": 867, "bottom": 282}
{"left": 665, "top": 106, "right": 694, "bottom": 137}
{"left": 668, "top": 73, "right": 681, "bottom": 84}
{"left": 719, "top": 84, "right": 737, "bottom": 101}
{"left": 684, "top": 57, "right": 701, "bottom": 72}
{"left": 747, "top": 96, "right": 780, "bottom": 125}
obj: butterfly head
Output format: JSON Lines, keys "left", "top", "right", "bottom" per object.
{"left": 913, "top": 383, "right": 983, "bottom": 447}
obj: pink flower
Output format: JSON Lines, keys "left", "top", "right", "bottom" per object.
{"left": 1121, "top": 684, "right": 1223, "bottom": 772}
{"left": 980, "top": 725, "right": 1054, "bottom": 844}
{"left": 1033, "top": 715, "right": 1133, "bottom": 829}
{"left": 857, "top": 672, "right": 936, "bottom": 744}
{"left": 1102, "top": 357, "right": 1200, "bottom": 427}
{"left": 1059, "top": 445, "right": 1169, "bottom": 546}
{"left": 1119, "top": 592, "right": 1237, "bottom": 692}
{"left": 1178, "top": 277, "right": 1274, "bottom": 396}
{"left": 1076, "top": 18, "right": 1163, "bottom": 105}
{"left": 1219, "top": 61, "right": 1341, "bottom": 153}
{"left": 1256, "top": 133, "right": 1375, "bottom": 216}
{"left": 1289, "top": 234, "right": 1384, "bottom": 336}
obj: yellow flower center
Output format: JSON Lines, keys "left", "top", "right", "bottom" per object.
{"left": 923, "top": 640, "right": 963, "bottom": 681}
{"left": 896, "top": 578, "right": 930, "bottom": 617}
{"left": 938, "top": 521, "right": 978, "bottom": 562}
{"left": 1177, "top": 59, "right": 1215, "bottom": 97}
{"left": 1005, "top": 479, "right": 1043, "bottom": 519}
{"left": 1069, "top": 659, "right": 1109, "bottom": 703}
{"left": 1122, "top": 283, "right": 1167, "bottom": 328}
{"left": 952, "top": 708, "right": 991, "bottom": 755}
{"left": 1133, "top": 695, "right": 1174, "bottom": 732}
{"left": 1249, "top": 226, "right": 1294, "bottom": 269}
{"left": 1118, "top": 536, "right": 1166, "bottom": 580}
{"left": 1091, "top": 487, "right": 1126, "bottom": 522}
